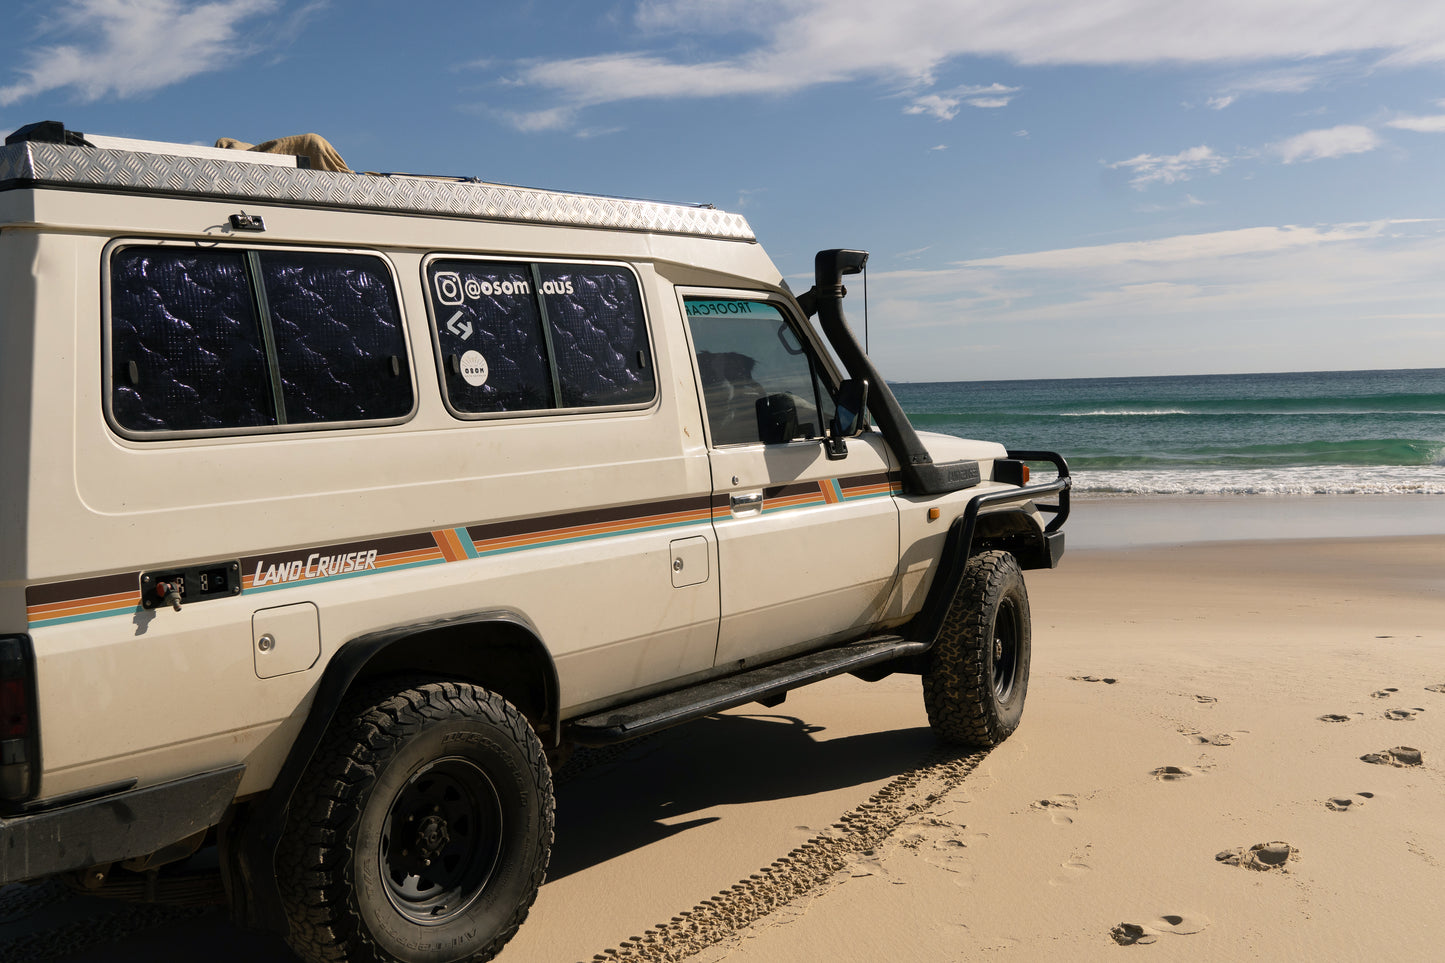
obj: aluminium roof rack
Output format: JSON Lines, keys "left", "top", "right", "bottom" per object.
{"left": 0, "top": 121, "right": 755, "bottom": 240}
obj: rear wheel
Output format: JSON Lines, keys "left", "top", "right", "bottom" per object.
{"left": 922, "top": 550, "right": 1031, "bottom": 746}
{"left": 279, "top": 681, "right": 553, "bottom": 963}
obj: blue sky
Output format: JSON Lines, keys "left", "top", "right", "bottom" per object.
{"left": 3, "top": 0, "right": 1445, "bottom": 380}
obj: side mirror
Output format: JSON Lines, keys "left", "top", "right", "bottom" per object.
{"left": 825, "top": 378, "right": 868, "bottom": 459}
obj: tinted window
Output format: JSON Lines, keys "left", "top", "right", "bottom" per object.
{"left": 427, "top": 258, "right": 654, "bottom": 415}
{"left": 685, "top": 298, "right": 826, "bottom": 447}
{"left": 538, "top": 264, "right": 652, "bottom": 407}
{"left": 110, "top": 248, "right": 275, "bottom": 432}
{"left": 110, "top": 246, "right": 411, "bottom": 434}
{"left": 428, "top": 261, "right": 553, "bottom": 413}
{"left": 261, "top": 252, "right": 412, "bottom": 423}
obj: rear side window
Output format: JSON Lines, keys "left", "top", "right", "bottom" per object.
{"left": 109, "top": 246, "right": 412, "bottom": 435}
{"left": 427, "top": 258, "right": 654, "bottom": 415}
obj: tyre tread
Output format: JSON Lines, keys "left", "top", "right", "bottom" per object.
{"left": 922, "top": 550, "right": 1031, "bottom": 747}
{"left": 277, "top": 680, "right": 553, "bottom": 963}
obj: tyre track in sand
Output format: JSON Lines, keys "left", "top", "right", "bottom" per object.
{"left": 582, "top": 744, "right": 988, "bottom": 963}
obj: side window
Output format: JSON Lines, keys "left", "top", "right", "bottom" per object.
{"left": 427, "top": 258, "right": 655, "bottom": 415}
{"left": 684, "top": 297, "right": 828, "bottom": 447}
{"left": 538, "top": 264, "right": 652, "bottom": 407}
{"left": 109, "top": 246, "right": 411, "bottom": 435}
{"left": 111, "top": 248, "right": 275, "bottom": 432}
{"left": 260, "top": 252, "right": 413, "bottom": 423}
{"left": 428, "top": 261, "right": 554, "bottom": 413}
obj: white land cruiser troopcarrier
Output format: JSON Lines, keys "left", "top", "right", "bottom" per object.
{"left": 0, "top": 121, "right": 1069, "bottom": 963}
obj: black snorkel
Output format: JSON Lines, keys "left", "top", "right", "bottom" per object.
{"left": 808, "top": 249, "right": 980, "bottom": 495}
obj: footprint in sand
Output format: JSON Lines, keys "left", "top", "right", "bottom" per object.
{"left": 1216, "top": 841, "right": 1296, "bottom": 871}
{"left": 1425, "top": 684, "right": 1445, "bottom": 694}
{"left": 1361, "top": 746, "right": 1424, "bottom": 767}
{"left": 1383, "top": 707, "right": 1425, "bottom": 721}
{"left": 1152, "top": 765, "right": 1194, "bottom": 781}
{"left": 1069, "top": 675, "right": 1118, "bottom": 684}
{"left": 1110, "top": 914, "right": 1211, "bottom": 945}
{"left": 1031, "top": 794, "right": 1078, "bottom": 824}
{"left": 1048, "top": 859, "right": 1093, "bottom": 887}
{"left": 1371, "top": 687, "right": 1400, "bottom": 699}
{"left": 1193, "top": 694, "right": 1218, "bottom": 704}
{"left": 1318, "top": 713, "right": 1361, "bottom": 723}
{"left": 1191, "top": 732, "right": 1236, "bottom": 746}
{"left": 1325, "top": 792, "right": 1374, "bottom": 812}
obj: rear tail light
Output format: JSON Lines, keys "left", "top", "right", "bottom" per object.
{"left": 0, "top": 635, "right": 37, "bottom": 802}
{"left": 0, "top": 678, "right": 27, "bottom": 738}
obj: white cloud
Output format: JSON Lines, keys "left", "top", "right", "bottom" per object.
{"left": 501, "top": 1, "right": 1445, "bottom": 129}
{"left": 853, "top": 219, "right": 1445, "bottom": 378}
{"left": 903, "top": 83, "right": 1021, "bottom": 120}
{"left": 1136, "top": 193, "right": 1209, "bottom": 213}
{"left": 906, "top": 94, "right": 963, "bottom": 121}
{"left": 503, "top": 106, "right": 578, "bottom": 133}
{"left": 1271, "top": 124, "right": 1381, "bottom": 163}
{"left": 958, "top": 222, "right": 1397, "bottom": 272}
{"left": 1207, "top": 62, "right": 1337, "bottom": 107}
{"left": 1387, "top": 114, "right": 1445, "bottom": 132}
{"left": 0, "top": 0, "right": 278, "bottom": 107}
{"left": 1108, "top": 145, "right": 1229, "bottom": 188}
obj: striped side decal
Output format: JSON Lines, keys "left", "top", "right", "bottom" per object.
{"left": 465, "top": 499, "right": 716, "bottom": 557}
{"left": 27, "top": 581, "right": 140, "bottom": 627}
{"left": 23, "top": 471, "right": 906, "bottom": 628}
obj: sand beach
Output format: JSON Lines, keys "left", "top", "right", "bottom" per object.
{"left": 3, "top": 495, "right": 1442, "bottom": 962}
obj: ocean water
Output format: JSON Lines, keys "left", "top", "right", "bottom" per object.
{"left": 891, "top": 368, "right": 1445, "bottom": 496}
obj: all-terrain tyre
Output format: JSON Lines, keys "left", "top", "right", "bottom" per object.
{"left": 278, "top": 681, "right": 554, "bottom": 963}
{"left": 922, "top": 550, "right": 1031, "bottom": 746}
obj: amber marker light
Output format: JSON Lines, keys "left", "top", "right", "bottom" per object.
{"left": 928, "top": 508, "right": 941, "bottom": 521}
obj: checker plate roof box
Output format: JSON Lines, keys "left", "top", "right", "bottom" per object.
{"left": 0, "top": 124, "right": 755, "bottom": 239}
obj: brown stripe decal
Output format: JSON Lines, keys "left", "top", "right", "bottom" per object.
{"left": 465, "top": 494, "right": 714, "bottom": 544}
{"left": 26, "top": 572, "right": 136, "bottom": 607}
{"left": 838, "top": 471, "right": 893, "bottom": 491}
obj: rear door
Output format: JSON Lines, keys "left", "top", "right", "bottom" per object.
{"left": 680, "top": 291, "right": 900, "bottom": 668}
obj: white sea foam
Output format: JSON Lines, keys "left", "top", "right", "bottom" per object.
{"left": 1075, "top": 465, "right": 1445, "bottom": 496}
{"left": 1060, "top": 409, "right": 1191, "bottom": 417}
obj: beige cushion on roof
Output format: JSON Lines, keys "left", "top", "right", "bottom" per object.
{"left": 215, "top": 133, "right": 350, "bottom": 172}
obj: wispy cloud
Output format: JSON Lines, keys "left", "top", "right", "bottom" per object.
{"left": 1108, "top": 145, "right": 1229, "bottom": 188}
{"left": 853, "top": 219, "right": 1445, "bottom": 378}
{"left": 1204, "top": 62, "right": 1340, "bottom": 110}
{"left": 1387, "top": 114, "right": 1445, "bottom": 132}
{"left": 0, "top": 0, "right": 280, "bottom": 107}
{"left": 904, "top": 83, "right": 1020, "bottom": 120}
{"left": 496, "top": 1, "right": 1445, "bottom": 131}
{"left": 1136, "top": 193, "right": 1209, "bottom": 213}
{"left": 959, "top": 222, "right": 1397, "bottom": 272}
{"left": 1270, "top": 124, "right": 1380, "bottom": 163}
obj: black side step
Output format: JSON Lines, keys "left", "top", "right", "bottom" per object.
{"left": 566, "top": 635, "right": 928, "bottom": 746}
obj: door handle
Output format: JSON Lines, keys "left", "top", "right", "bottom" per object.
{"left": 730, "top": 492, "right": 764, "bottom": 514}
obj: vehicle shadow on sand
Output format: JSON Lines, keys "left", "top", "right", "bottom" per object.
{"left": 549, "top": 712, "right": 938, "bottom": 880}
{"left": 1, "top": 713, "right": 937, "bottom": 962}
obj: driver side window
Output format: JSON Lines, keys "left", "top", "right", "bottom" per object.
{"left": 684, "top": 297, "right": 832, "bottom": 447}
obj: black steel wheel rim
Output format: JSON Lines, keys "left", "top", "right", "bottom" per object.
{"left": 991, "top": 597, "right": 1020, "bottom": 702}
{"left": 379, "top": 755, "right": 504, "bottom": 925}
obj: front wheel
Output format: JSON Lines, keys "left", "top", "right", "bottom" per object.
{"left": 278, "top": 681, "right": 554, "bottom": 963}
{"left": 922, "top": 550, "right": 1032, "bottom": 746}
